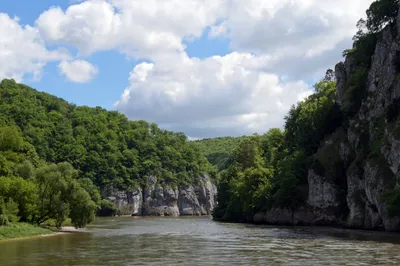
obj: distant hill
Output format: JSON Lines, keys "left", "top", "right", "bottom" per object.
{"left": 0, "top": 79, "right": 213, "bottom": 189}
{"left": 193, "top": 136, "right": 249, "bottom": 170}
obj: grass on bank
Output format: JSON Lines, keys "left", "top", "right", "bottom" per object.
{"left": 40, "top": 218, "right": 72, "bottom": 228}
{"left": 0, "top": 222, "right": 54, "bottom": 241}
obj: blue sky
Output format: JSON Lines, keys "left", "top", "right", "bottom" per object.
{"left": 0, "top": 0, "right": 372, "bottom": 138}
{"left": 0, "top": 0, "right": 230, "bottom": 109}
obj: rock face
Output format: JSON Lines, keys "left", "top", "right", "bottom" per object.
{"left": 254, "top": 13, "right": 400, "bottom": 231}
{"left": 106, "top": 174, "right": 217, "bottom": 216}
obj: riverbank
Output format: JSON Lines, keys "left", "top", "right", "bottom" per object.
{"left": 0, "top": 223, "right": 56, "bottom": 241}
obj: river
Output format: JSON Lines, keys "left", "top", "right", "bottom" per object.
{"left": 1, "top": 216, "right": 400, "bottom": 265}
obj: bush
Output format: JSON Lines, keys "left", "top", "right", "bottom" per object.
{"left": 341, "top": 67, "right": 369, "bottom": 116}
{"left": 284, "top": 81, "right": 341, "bottom": 156}
{"left": 97, "top": 199, "right": 117, "bottom": 217}
{"left": 0, "top": 198, "right": 19, "bottom": 225}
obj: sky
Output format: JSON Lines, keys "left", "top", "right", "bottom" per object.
{"left": 0, "top": 0, "right": 373, "bottom": 139}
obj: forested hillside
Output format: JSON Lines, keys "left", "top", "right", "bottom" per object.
{"left": 193, "top": 136, "right": 249, "bottom": 170}
{"left": 213, "top": 80, "right": 339, "bottom": 221}
{"left": 0, "top": 79, "right": 215, "bottom": 227}
{"left": 213, "top": 0, "right": 400, "bottom": 231}
{"left": 0, "top": 79, "right": 214, "bottom": 188}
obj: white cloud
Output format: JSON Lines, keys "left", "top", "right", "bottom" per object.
{"left": 110, "top": 0, "right": 372, "bottom": 137}
{"left": 115, "top": 52, "right": 311, "bottom": 138}
{"left": 0, "top": 13, "right": 69, "bottom": 82}
{"left": 31, "top": 0, "right": 373, "bottom": 137}
{"left": 35, "top": 0, "right": 226, "bottom": 60}
{"left": 58, "top": 60, "right": 98, "bottom": 83}
{"left": 215, "top": 0, "right": 373, "bottom": 79}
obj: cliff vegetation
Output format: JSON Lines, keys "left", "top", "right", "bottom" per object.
{"left": 213, "top": 0, "right": 400, "bottom": 231}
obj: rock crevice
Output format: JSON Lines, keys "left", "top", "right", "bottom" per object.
{"left": 254, "top": 14, "right": 400, "bottom": 231}
{"left": 107, "top": 174, "right": 217, "bottom": 216}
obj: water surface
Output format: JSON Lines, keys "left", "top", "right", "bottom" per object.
{"left": 1, "top": 216, "right": 400, "bottom": 265}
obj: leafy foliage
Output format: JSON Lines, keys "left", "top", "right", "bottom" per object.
{"left": 97, "top": 199, "right": 117, "bottom": 217}
{"left": 285, "top": 81, "right": 342, "bottom": 156}
{"left": 213, "top": 80, "right": 339, "bottom": 221}
{"left": 193, "top": 136, "right": 249, "bottom": 171}
{"left": 0, "top": 78, "right": 214, "bottom": 226}
{"left": 366, "top": 0, "right": 399, "bottom": 32}
{"left": 341, "top": 1, "right": 399, "bottom": 116}
{"left": 214, "top": 0, "right": 400, "bottom": 223}
{"left": 0, "top": 79, "right": 213, "bottom": 191}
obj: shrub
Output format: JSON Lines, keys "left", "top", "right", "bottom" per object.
{"left": 97, "top": 199, "right": 117, "bottom": 217}
{"left": 0, "top": 198, "right": 19, "bottom": 225}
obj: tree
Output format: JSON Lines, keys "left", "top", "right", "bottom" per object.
{"left": 0, "top": 198, "right": 19, "bottom": 225}
{"left": 272, "top": 151, "right": 308, "bottom": 209}
{"left": 33, "top": 164, "right": 71, "bottom": 226}
{"left": 97, "top": 199, "right": 117, "bottom": 217}
{"left": 0, "top": 176, "right": 37, "bottom": 222}
{"left": 67, "top": 180, "right": 97, "bottom": 228}
{"left": 78, "top": 178, "right": 101, "bottom": 209}
{"left": 0, "top": 79, "right": 216, "bottom": 227}
{"left": 32, "top": 163, "right": 97, "bottom": 228}
{"left": 366, "top": 0, "right": 399, "bottom": 32}
{"left": 284, "top": 80, "right": 341, "bottom": 155}
{"left": 323, "top": 69, "right": 335, "bottom": 82}
{"left": 0, "top": 79, "right": 213, "bottom": 192}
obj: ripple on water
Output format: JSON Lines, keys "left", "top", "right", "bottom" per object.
{"left": 1, "top": 217, "right": 400, "bottom": 265}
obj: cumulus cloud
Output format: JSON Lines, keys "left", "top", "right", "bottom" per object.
{"left": 217, "top": 0, "right": 373, "bottom": 79}
{"left": 112, "top": 0, "right": 372, "bottom": 137}
{"left": 31, "top": 0, "right": 373, "bottom": 137}
{"left": 0, "top": 13, "right": 69, "bottom": 82}
{"left": 58, "top": 60, "right": 98, "bottom": 83}
{"left": 115, "top": 52, "right": 311, "bottom": 138}
{"left": 35, "top": 0, "right": 226, "bottom": 60}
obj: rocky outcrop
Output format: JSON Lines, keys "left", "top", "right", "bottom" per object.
{"left": 105, "top": 188, "right": 142, "bottom": 216}
{"left": 254, "top": 12, "right": 400, "bottom": 231}
{"left": 106, "top": 174, "right": 217, "bottom": 216}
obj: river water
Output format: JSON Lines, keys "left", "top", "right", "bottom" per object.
{"left": 1, "top": 216, "right": 400, "bottom": 265}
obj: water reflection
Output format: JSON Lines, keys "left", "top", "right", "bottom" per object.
{"left": 1, "top": 217, "right": 400, "bottom": 265}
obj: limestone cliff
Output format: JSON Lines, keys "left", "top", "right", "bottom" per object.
{"left": 106, "top": 174, "right": 217, "bottom": 216}
{"left": 254, "top": 8, "right": 400, "bottom": 231}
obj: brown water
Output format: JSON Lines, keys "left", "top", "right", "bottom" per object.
{"left": 1, "top": 216, "right": 400, "bottom": 265}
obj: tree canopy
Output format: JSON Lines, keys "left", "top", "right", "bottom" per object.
{"left": 213, "top": 80, "right": 338, "bottom": 222}
{"left": 0, "top": 79, "right": 214, "bottom": 190}
{"left": 366, "top": 0, "right": 399, "bottom": 32}
{"left": 0, "top": 79, "right": 214, "bottom": 227}
{"left": 193, "top": 136, "right": 249, "bottom": 171}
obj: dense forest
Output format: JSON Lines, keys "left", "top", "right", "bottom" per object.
{"left": 0, "top": 79, "right": 214, "bottom": 228}
{"left": 212, "top": 80, "right": 340, "bottom": 221}
{"left": 193, "top": 136, "right": 249, "bottom": 171}
{"left": 0, "top": 0, "right": 398, "bottom": 231}
{"left": 213, "top": 0, "right": 400, "bottom": 225}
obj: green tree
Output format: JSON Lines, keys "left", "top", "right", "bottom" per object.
{"left": 0, "top": 176, "right": 37, "bottom": 222}
{"left": 0, "top": 198, "right": 19, "bottom": 225}
{"left": 33, "top": 164, "right": 71, "bottom": 226}
{"left": 32, "top": 163, "right": 96, "bottom": 228}
{"left": 78, "top": 178, "right": 101, "bottom": 208}
{"left": 98, "top": 199, "right": 117, "bottom": 217}
{"left": 366, "top": 0, "right": 399, "bottom": 32}
{"left": 284, "top": 80, "right": 341, "bottom": 155}
{"left": 67, "top": 180, "right": 97, "bottom": 228}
